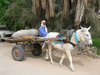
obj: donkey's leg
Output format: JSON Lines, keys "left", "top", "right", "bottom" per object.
{"left": 66, "top": 50, "right": 75, "bottom": 71}
{"left": 43, "top": 44, "right": 49, "bottom": 60}
{"left": 48, "top": 44, "right": 54, "bottom": 65}
{"left": 59, "top": 53, "right": 65, "bottom": 67}
{"left": 45, "top": 48, "right": 49, "bottom": 60}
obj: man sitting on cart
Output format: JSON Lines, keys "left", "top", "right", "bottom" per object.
{"left": 39, "top": 20, "right": 48, "bottom": 37}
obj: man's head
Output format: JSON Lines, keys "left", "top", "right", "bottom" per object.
{"left": 41, "top": 20, "right": 46, "bottom": 26}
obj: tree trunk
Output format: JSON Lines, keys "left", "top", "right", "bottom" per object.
{"left": 95, "top": 0, "right": 99, "bottom": 12}
{"left": 74, "top": 0, "right": 87, "bottom": 30}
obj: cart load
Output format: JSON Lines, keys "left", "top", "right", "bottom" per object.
{"left": 12, "top": 29, "right": 38, "bottom": 38}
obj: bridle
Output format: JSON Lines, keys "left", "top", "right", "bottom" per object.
{"left": 75, "top": 32, "right": 91, "bottom": 45}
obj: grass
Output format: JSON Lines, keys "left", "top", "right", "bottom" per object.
{"left": 91, "top": 33, "right": 100, "bottom": 55}
{"left": 92, "top": 38, "right": 100, "bottom": 55}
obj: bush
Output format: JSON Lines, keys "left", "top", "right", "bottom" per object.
{"left": 92, "top": 37, "right": 100, "bottom": 55}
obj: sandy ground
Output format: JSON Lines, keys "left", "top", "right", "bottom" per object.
{"left": 0, "top": 42, "right": 100, "bottom": 75}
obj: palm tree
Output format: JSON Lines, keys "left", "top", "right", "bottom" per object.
{"left": 32, "top": 0, "right": 55, "bottom": 20}
{"left": 32, "top": 0, "right": 88, "bottom": 30}
{"left": 95, "top": 0, "right": 99, "bottom": 12}
{"left": 4, "top": 0, "right": 100, "bottom": 31}
{"left": 74, "top": 0, "right": 88, "bottom": 29}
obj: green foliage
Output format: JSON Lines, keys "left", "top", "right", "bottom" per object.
{"left": 92, "top": 32, "right": 100, "bottom": 55}
{"left": 92, "top": 38, "right": 100, "bottom": 55}
{"left": 0, "top": 0, "right": 10, "bottom": 24}
{"left": 3, "top": 0, "right": 38, "bottom": 31}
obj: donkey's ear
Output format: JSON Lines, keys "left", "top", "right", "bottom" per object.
{"left": 80, "top": 25, "right": 84, "bottom": 29}
{"left": 87, "top": 26, "right": 91, "bottom": 31}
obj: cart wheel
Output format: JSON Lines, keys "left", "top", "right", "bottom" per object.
{"left": 0, "top": 36, "right": 3, "bottom": 42}
{"left": 31, "top": 43, "right": 42, "bottom": 56}
{"left": 12, "top": 45, "right": 24, "bottom": 61}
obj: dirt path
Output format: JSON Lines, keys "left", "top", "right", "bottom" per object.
{"left": 0, "top": 42, "right": 100, "bottom": 75}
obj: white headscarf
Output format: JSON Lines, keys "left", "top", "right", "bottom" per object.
{"left": 41, "top": 20, "right": 48, "bottom": 33}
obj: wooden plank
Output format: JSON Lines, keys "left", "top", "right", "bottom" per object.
{"left": 31, "top": 37, "right": 66, "bottom": 41}
{"left": 6, "top": 37, "right": 66, "bottom": 43}
{"left": 6, "top": 38, "right": 31, "bottom": 43}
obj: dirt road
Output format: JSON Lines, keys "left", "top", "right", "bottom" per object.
{"left": 0, "top": 42, "right": 100, "bottom": 75}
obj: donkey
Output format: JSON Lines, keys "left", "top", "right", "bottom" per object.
{"left": 42, "top": 26, "right": 92, "bottom": 71}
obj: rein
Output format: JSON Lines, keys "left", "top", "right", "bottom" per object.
{"left": 43, "top": 36, "right": 76, "bottom": 47}
{"left": 75, "top": 32, "right": 91, "bottom": 45}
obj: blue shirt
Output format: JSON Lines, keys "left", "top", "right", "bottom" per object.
{"left": 39, "top": 26, "right": 47, "bottom": 37}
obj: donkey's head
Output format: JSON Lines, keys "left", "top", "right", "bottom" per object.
{"left": 76, "top": 26, "right": 92, "bottom": 46}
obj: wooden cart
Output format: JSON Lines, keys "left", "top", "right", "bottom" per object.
{"left": 6, "top": 36, "right": 66, "bottom": 61}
